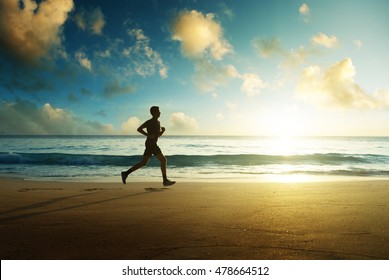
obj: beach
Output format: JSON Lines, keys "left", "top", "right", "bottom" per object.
{"left": 0, "top": 177, "right": 387, "bottom": 260}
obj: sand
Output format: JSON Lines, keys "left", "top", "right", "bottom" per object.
{"left": 0, "top": 177, "right": 388, "bottom": 260}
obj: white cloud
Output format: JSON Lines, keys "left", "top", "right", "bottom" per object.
{"left": 121, "top": 116, "right": 140, "bottom": 134}
{"left": 191, "top": 59, "right": 265, "bottom": 97}
{"left": 123, "top": 28, "right": 168, "bottom": 79}
{"left": 75, "top": 6, "right": 105, "bottom": 35}
{"left": 103, "top": 79, "right": 136, "bottom": 98}
{"left": 0, "top": 0, "right": 74, "bottom": 63}
{"left": 192, "top": 61, "right": 239, "bottom": 93}
{"left": 252, "top": 37, "right": 283, "bottom": 58}
{"left": 281, "top": 46, "right": 312, "bottom": 69}
{"left": 299, "top": 3, "right": 310, "bottom": 15}
{"left": 171, "top": 10, "right": 232, "bottom": 60}
{"left": 299, "top": 3, "right": 310, "bottom": 22}
{"left": 75, "top": 51, "right": 92, "bottom": 71}
{"left": 311, "top": 33, "right": 339, "bottom": 48}
{"left": 297, "top": 58, "right": 389, "bottom": 109}
{"left": 95, "top": 49, "right": 111, "bottom": 59}
{"left": 252, "top": 37, "right": 313, "bottom": 69}
{"left": 90, "top": 8, "right": 105, "bottom": 35}
{"left": 0, "top": 100, "right": 114, "bottom": 135}
{"left": 169, "top": 112, "right": 199, "bottom": 133}
{"left": 74, "top": 13, "right": 86, "bottom": 30}
{"left": 240, "top": 73, "right": 265, "bottom": 96}
{"left": 219, "top": 3, "right": 234, "bottom": 20}
{"left": 253, "top": 36, "right": 344, "bottom": 71}
{"left": 171, "top": 10, "right": 239, "bottom": 94}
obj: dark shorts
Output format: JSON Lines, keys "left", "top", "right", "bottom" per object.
{"left": 144, "top": 139, "right": 162, "bottom": 156}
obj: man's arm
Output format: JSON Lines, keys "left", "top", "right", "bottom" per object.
{"left": 159, "top": 127, "right": 166, "bottom": 137}
{"left": 137, "top": 122, "right": 148, "bottom": 137}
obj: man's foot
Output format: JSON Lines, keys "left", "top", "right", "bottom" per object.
{"left": 121, "top": 172, "right": 128, "bottom": 184}
{"left": 163, "top": 179, "right": 176, "bottom": 186}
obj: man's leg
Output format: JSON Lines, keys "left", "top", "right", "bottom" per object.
{"left": 155, "top": 153, "right": 167, "bottom": 180}
{"left": 121, "top": 154, "right": 150, "bottom": 184}
{"left": 155, "top": 153, "right": 175, "bottom": 186}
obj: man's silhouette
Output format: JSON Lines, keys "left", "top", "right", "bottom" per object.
{"left": 121, "top": 106, "right": 176, "bottom": 186}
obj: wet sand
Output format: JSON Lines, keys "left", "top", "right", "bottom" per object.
{"left": 0, "top": 178, "right": 388, "bottom": 259}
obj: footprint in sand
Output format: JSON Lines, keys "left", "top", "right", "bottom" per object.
{"left": 144, "top": 187, "right": 170, "bottom": 192}
{"left": 18, "top": 188, "right": 63, "bottom": 192}
{"left": 83, "top": 188, "right": 108, "bottom": 192}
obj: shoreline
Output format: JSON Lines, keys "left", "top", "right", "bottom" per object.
{"left": 3, "top": 172, "right": 389, "bottom": 184}
{"left": 0, "top": 177, "right": 388, "bottom": 260}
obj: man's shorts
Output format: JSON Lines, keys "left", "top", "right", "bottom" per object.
{"left": 144, "top": 139, "right": 162, "bottom": 156}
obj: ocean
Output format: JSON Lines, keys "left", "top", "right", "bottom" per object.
{"left": 1, "top": 135, "right": 389, "bottom": 182}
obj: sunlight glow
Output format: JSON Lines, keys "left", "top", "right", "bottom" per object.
{"left": 270, "top": 113, "right": 305, "bottom": 138}
{"left": 262, "top": 174, "right": 324, "bottom": 183}
{"left": 270, "top": 136, "right": 298, "bottom": 155}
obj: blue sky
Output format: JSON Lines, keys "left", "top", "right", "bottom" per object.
{"left": 0, "top": 0, "right": 388, "bottom": 136}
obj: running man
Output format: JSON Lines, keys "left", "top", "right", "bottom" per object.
{"left": 121, "top": 106, "right": 176, "bottom": 186}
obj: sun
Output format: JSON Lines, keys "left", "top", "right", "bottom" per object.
{"left": 273, "top": 118, "right": 300, "bottom": 138}
{"left": 246, "top": 104, "right": 314, "bottom": 139}
{"left": 266, "top": 110, "right": 306, "bottom": 138}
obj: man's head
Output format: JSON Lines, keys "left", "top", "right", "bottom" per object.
{"left": 150, "top": 106, "right": 160, "bottom": 117}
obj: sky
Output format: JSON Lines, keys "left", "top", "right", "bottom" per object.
{"left": 0, "top": 0, "right": 388, "bottom": 136}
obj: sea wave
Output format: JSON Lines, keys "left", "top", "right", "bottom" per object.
{"left": 0, "top": 152, "right": 387, "bottom": 167}
{"left": 2, "top": 151, "right": 389, "bottom": 179}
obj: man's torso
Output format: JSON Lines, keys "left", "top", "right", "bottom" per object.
{"left": 144, "top": 118, "right": 160, "bottom": 142}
